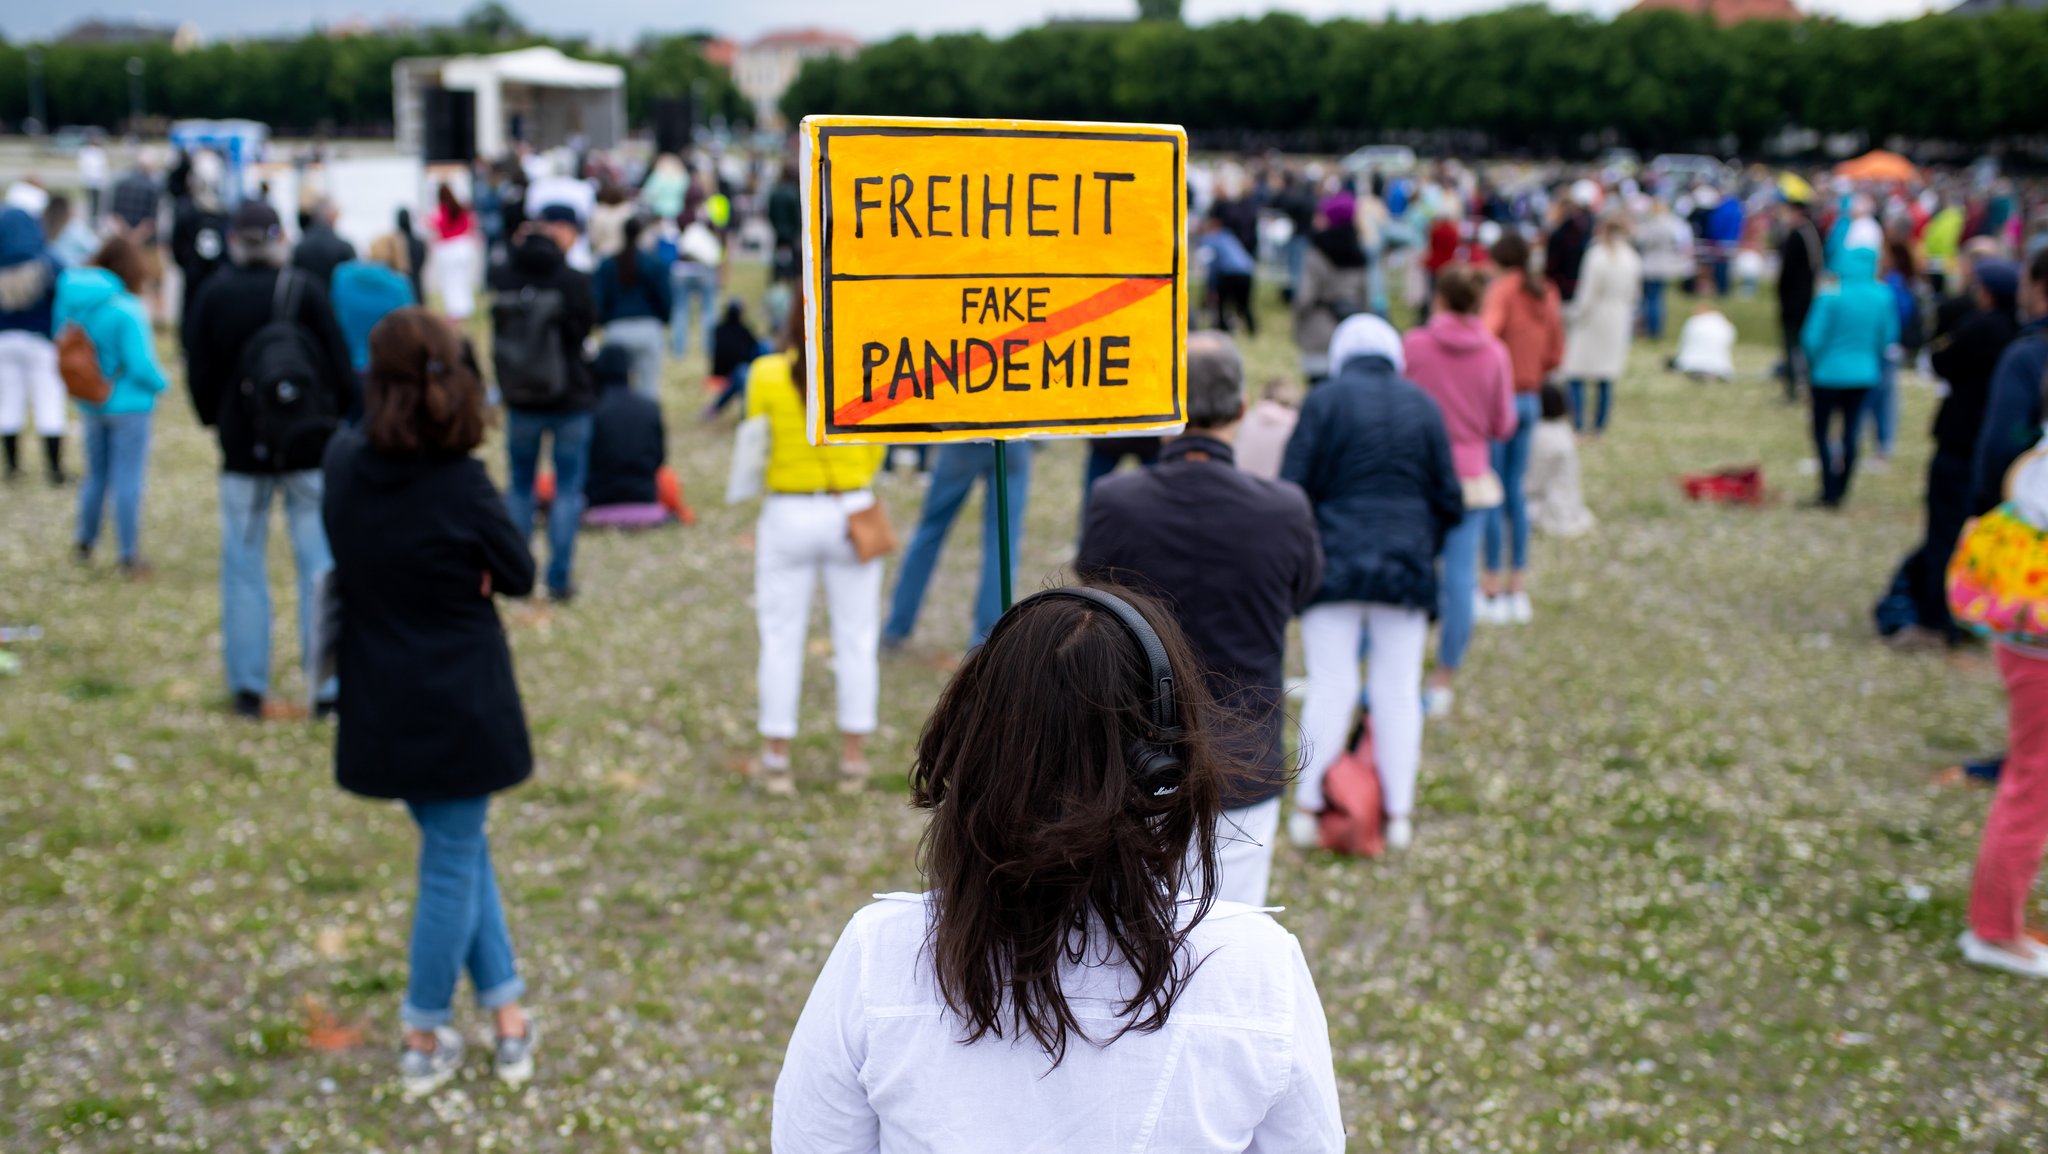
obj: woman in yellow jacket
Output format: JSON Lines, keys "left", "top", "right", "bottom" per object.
{"left": 747, "top": 304, "right": 887, "bottom": 796}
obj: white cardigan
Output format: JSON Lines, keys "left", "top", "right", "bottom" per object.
{"left": 772, "top": 893, "right": 1345, "bottom": 1154}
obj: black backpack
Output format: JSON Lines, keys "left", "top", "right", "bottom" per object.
{"left": 492, "top": 287, "right": 569, "bottom": 408}
{"left": 235, "top": 271, "right": 339, "bottom": 472}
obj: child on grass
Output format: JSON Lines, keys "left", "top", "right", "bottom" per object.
{"left": 1525, "top": 383, "right": 1594, "bottom": 538}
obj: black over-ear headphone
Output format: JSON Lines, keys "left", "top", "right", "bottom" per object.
{"left": 1004, "top": 587, "right": 1186, "bottom": 797}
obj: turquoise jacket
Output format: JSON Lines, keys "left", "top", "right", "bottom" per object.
{"left": 1801, "top": 247, "right": 1898, "bottom": 390}
{"left": 53, "top": 266, "right": 167, "bottom": 416}
{"left": 330, "top": 260, "right": 417, "bottom": 372}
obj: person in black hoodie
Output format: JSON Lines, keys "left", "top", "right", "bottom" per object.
{"left": 168, "top": 151, "right": 230, "bottom": 331}
{"left": 322, "top": 307, "right": 538, "bottom": 1096}
{"left": 183, "top": 200, "right": 357, "bottom": 719}
{"left": 584, "top": 344, "right": 676, "bottom": 521}
{"left": 491, "top": 205, "right": 597, "bottom": 600}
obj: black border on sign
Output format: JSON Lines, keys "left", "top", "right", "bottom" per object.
{"left": 818, "top": 124, "right": 1183, "bottom": 437}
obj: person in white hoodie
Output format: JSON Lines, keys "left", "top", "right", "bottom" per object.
{"left": 1672, "top": 300, "right": 1738, "bottom": 381}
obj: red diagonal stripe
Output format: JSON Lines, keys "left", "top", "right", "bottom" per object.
{"left": 830, "top": 276, "right": 1172, "bottom": 427}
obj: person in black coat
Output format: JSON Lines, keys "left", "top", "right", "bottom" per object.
{"left": 585, "top": 345, "right": 667, "bottom": 510}
{"left": 1899, "top": 260, "right": 2023, "bottom": 643}
{"left": 1078, "top": 332, "right": 1322, "bottom": 905}
{"left": 1776, "top": 198, "right": 1825, "bottom": 401}
{"left": 1279, "top": 314, "right": 1463, "bottom": 854}
{"left": 291, "top": 199, "right": 356, "bottom": 287}
{"left": 491, "top": 206, "right": 599, "bottom": 599}
{"left": 321, "top": 307, "right": 538, "bottom": 1095}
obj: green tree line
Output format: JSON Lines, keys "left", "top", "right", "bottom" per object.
{"left": 0, "top": 25, "right": 746, "bottom": 135}
{"left": 784, "top": 5, "right": 2048, "bottom": 154}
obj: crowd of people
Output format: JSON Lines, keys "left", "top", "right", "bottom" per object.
{"left": 7, "top": 131, "right": 2048, "bottom": 1135}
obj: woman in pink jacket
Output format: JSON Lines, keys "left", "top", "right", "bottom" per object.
{"left": 1402, "top": 265, "right": 1517, "bottom": 715}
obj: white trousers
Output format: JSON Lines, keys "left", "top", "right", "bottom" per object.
{"left": 0, "top": 331, "right": 66, "bottom": 436}
{"left": 755, "top": 493, "right": 884, "bottom": 740}
{"left": 1295, "top": 601, "right": 1427, "bottom": 819}
{"left": 1213, "top": 797, "right": 1282, "bottom": 907}
{"left": 431, "top": 237, "right": 479, "bottom": 321}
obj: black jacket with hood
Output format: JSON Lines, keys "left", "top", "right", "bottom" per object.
{"left": 490, "top": 232, "right": 597, "bottom": 412}
{"left": 322, "top": 427, "right": 536, "bottom": 801}
{"left": 182, "top": 264, "right": 358, "bottom": 474}
{"left": 586, "top": 346, "right": 666, "bottom": 507}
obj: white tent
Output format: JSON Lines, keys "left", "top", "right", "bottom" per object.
{"left": 393, "top": 46, "right": 626, "bottom": 160}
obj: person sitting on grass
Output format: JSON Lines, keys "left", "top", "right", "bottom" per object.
{"left": 701, "top": 300, "right": 763, "bottom": 422}
{"left": 772, "top": 585, "right": 1344, "bottom": 1152}
{"left": 1671, "top": 299, "right": 1737, "bottom": 382}
{"left": 321, "top": 308, "right": 538, "bottom": 1095}
{"left": 581, "top": 345, "right": 693, "bottom": 528}
{"left": 1525, "top": 382, "right": 1596, "bottom": 539}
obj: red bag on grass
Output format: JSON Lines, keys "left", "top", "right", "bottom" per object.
{"left": 1318, "top": 720, "right": 1384, "bottom": 858}
{"left": 1680, "top": 465, "right": 1765, "bottom": 506}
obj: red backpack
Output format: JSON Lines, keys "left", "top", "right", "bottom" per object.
{"left": 1318, "top": 720, "right": 1385, "bottom": 857}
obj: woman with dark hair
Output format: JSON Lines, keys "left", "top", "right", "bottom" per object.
{"left": 773, "top": 585, "right": 1343, "bottom": 1151}
{"left": 593, "top": 215, "right": 672, "bottom": 399}
{"left": 57, "top": 235, "right": 168, "bottom": 573}
{"left": 321, "top": 307, "right": 539, "bottom": 1096}
{"left": 745, "top": 295, "right": 886, "bottom": 795}
{"left": 1479, "top": 232, "right": 1564, "bottom": 624}
{"left": 427, "top": 183, "right": 478, "bottom": 320}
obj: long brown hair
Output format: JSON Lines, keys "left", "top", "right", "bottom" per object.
{"left": 910, "top": 584, "right": 1232, "bottom": 1066}
{"left": 91, "top": 235, "right": 154, "bottom": 294}
{"left": 1491, "top": 232, "right": 1544, "bottom": 300}
{"left": 364, "top": 308, "right": 486, "bottom": 456}
{"left": 781, "top": 285, "right": 807, "bottom": 385}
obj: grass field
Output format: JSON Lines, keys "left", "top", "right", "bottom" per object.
{"left": 2, "top": 270, "right": 2042, "bottom": 1152}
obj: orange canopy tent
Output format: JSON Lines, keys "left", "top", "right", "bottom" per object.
{"left": 1833, "top": 150, "right": 1920, "bottom": 184}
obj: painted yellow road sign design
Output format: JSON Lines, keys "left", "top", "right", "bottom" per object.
{"left": 798, "top": 115, "right": 1188, "bottom": 445}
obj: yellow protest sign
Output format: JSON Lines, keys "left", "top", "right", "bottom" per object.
{"left": 798, "top": 115, "right": 1188, "bottom": 445}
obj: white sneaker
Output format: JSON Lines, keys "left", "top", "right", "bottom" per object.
{"left": 1506, "top": 592, "right": 1533, "bottom": 625}
{"left": 1286, "top": 810, "right": 1321, "bottom": 850}
{"left": 1384, "top": 815, "right": 1413, "bottom": 850}
{"left": 1422, "top": 685, "right": 1455, "bottom": 717}
{"left": 1473, "top": 592, "right": 1500, "bottom": 625}
{"left": 1958, "top": 930, "right": 2048, "bottom": 978}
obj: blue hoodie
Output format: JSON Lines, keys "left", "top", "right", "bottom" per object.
{"left": 52, "top": 266, "right": 168, "bottom": 415}
{"left": 0, "top": 207, "right": 56, "bottom": 337}
{"left": 330, "top": 259, "right": 417, "bottom": 371}
{"left": 1801, "top": 247, "right": 1898, "bottom": 390}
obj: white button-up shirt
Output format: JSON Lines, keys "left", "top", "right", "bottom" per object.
{"left": 772, "top": 893, "right": 1344, "bottom": 1154}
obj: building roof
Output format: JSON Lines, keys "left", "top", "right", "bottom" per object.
{"left": 745, "top": 28, "right": 861, "bottom": 52}
{"left": 1627, "top": 0, "right": 1805, "bottom": 24}
{"left": 699, "top": 37, "right": 739, "bottom": 72}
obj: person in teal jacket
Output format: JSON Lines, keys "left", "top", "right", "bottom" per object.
{"left": 1801, "top": 246, "right": 1899, "bottom": 508}
{"left": 55, "top": 236, "right": 168, "bottom": 573}
{"left": 330, "top": 234, "right": 419, "bottom": 383}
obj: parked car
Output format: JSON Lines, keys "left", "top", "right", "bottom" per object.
{"left": 1341, "top": 145, "right": 1418, "bottom": 178}
{"left": 1649, "top": 153, "right": 1733, "bottom": 186}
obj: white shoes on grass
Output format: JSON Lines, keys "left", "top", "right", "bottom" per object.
{"left": 1476, "top": 593, "right": 1533, "bottom": 626}
{"left": 1958, "top": 931, "right": 2048, "bottom": 978}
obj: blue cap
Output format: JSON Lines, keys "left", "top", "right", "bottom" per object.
{"left": 537, "top": 203, "right": 580, "bottom": 227}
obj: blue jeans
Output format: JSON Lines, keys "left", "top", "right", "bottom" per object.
{"left": 504, "top": 408, "right": 593, "bottom": 595}
{"left": 76, "top": 409, "right": 152, "bottom": 563}
{"left": 1857, "top": 355, "right": 1899, "bottom": 458}
{"left": 669, "top": 264, "right": 718, "bottom": 357}
{"left": 401, "top": 796, "right": 523, "bottom": 1031}
{"left": 1568, "top": 379, "right": 1611, "bottom": 433}
{"left": 1641, "top": 278, "right": 1667, "bottom": 340}
{"left": 219, "top": 471, "right": 334, "bottom": 701}
{"left": 709, "top": 358, "right": 752, "bottom": 415}
{"left": 1438, "top": 511, "right": 1483, "bottom": 674}
{"left": 1484, "top": 393, "right": 1541, "bottom": 573}
{"left": 884, "top": 441, "right": 1033, "bottom": 648}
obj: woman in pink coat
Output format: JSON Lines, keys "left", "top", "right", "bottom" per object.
{"left": 1402, "top": 265, "right": 1517, "bottom": 715}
